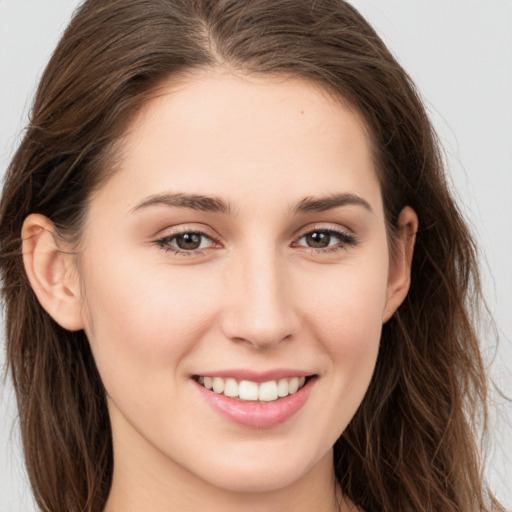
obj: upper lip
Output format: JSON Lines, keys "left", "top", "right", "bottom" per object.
{"left": 193, "top": 368, "right": 316, "bottom": 383}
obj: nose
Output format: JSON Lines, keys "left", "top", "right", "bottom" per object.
{"left": 219, "top": 248, "right": 299, "bottom": 349}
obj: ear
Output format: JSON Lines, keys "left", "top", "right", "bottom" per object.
{"left": 22, "top": 214, "right": 85, "bottom": 331}
{"left": 382, "top": 206, "right": 418, "bottom": 323}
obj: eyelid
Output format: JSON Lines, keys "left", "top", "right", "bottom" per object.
{"left": 153, "top": 224, "right": 222, "bottom": 256}
{"left": 152, "top": 222, "right": 217, "bottom": 239}
{"left": 294, "top": 222, "right": 355, "bottom": 240}
{"left": 292, "top": 224, "right": 358, "bottom": 252}
{"left": 152, "top": 222, "right": 357, "bottom": 257}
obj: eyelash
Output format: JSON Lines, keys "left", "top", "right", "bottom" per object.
{"left": 294, "top": 227, "right": 357, "bottom": 254}
{"left": 154, "top": 229, "right": 218, "bottom": 256}
{"left": 154, "top": 227, "right": 357, "bottom": 257}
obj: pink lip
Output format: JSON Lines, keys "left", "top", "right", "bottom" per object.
{"left": 194, "top": 376, "right": 316, "bottom": 428}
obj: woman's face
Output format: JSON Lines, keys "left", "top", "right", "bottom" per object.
{"left": 73, "top": 72, "right": 411, "bottom": 495}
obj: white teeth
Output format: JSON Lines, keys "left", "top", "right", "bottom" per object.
{"left": 199, "top": 376, "right": 308, "bottom": 402}
{"left": 259, "top": 380, "right": 278, "bottom": 401}
{"left": 212, "top": 377, "right": 224, "bottom": 394}
{"left": 203, "top": 376, "right": 213, "bottom": 390}
{"left": 288, "top": 377, "right": 299, "bottom": 394}
{"left": 239, "top": 380, "right": 259, "bottom": 401}
{"left": 223, "top": 378, "right": 239, "bottom": 397}
{"left": 277, "top": 378, "right": 289, "bottom": 397}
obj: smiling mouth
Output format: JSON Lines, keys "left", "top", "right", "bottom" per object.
{"left": 194, "top": 376, "right": 310, "bottom": 402}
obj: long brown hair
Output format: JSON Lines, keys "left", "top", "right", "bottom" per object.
{"left": 0, "top": 1, "right": 504, "bottom": 510}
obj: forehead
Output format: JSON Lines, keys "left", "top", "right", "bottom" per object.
{"left": 91, "top": 70, "right": 382, "bottom": 217}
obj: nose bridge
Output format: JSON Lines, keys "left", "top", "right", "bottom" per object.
{"left": 220, "top": 244, "right": 297, "bottom": 348}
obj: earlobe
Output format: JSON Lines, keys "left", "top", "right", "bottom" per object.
{"left": 382, "top": 206, "right": 418, "bottom": 323}
{"left": 22, "top": 214, "right": 85, "bottom": 331}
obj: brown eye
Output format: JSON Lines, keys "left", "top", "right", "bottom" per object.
{"left": 296, "top": 228, "right": 356, "bottom": 252}
{"left": 175, "top": 233, "right": 203, "bottom": 250}
{"left": 156, "top": 231, "right": 215, "bottom": 254}
{"left": 305, "top": 232, "right": 331, "bottom": 248}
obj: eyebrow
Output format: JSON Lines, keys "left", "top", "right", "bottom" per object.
{"left": 131, "top": 191, "right": 372, "bottom": 216}
{"left": 293, "top": 193, "right": 373, "bottom": 214}
{"left": 131, "top": 193, "right": 232, "bottom": 214}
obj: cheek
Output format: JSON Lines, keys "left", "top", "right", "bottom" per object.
{"left": 302, "top": 258, "right": 388, "bottom": 341}
{"left": 298, "top": 260, "right": 388, "bottom": 395}
{"left": 78, "top": 253, "right": 219, "bottom": 396}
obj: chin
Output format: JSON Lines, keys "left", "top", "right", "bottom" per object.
{"left": 189, "top": 445, "right": 332, "bottom": 494}
{"left": 202, "top": 466, "right": 307, "bottom": 494}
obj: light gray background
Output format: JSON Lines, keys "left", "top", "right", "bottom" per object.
{"left": 1, "top": 1, "right": 511, "bottom": 510}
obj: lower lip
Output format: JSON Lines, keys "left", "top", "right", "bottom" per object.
{"left": 195, "top": 378, "right": 315, "bottom": 428}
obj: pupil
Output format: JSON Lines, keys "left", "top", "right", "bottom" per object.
{"left": 306, "top": 232, "right": 330, "bottom": 248}
{"left": 176, "top": 233, "right": 201, "bottom": 250}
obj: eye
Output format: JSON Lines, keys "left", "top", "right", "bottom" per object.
{"left": 295, "top": 228, "right": 356, "bottom": 251}
{"left": 155, "top": 231, "right": 217, "bottom": 254}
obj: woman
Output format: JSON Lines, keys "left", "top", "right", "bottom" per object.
{"left": 0, "top": 0, "right": 505, "bottom": 510}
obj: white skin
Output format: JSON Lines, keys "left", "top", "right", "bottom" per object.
{"left": 22, "top": 70, "right": 417, "bottom": 512}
